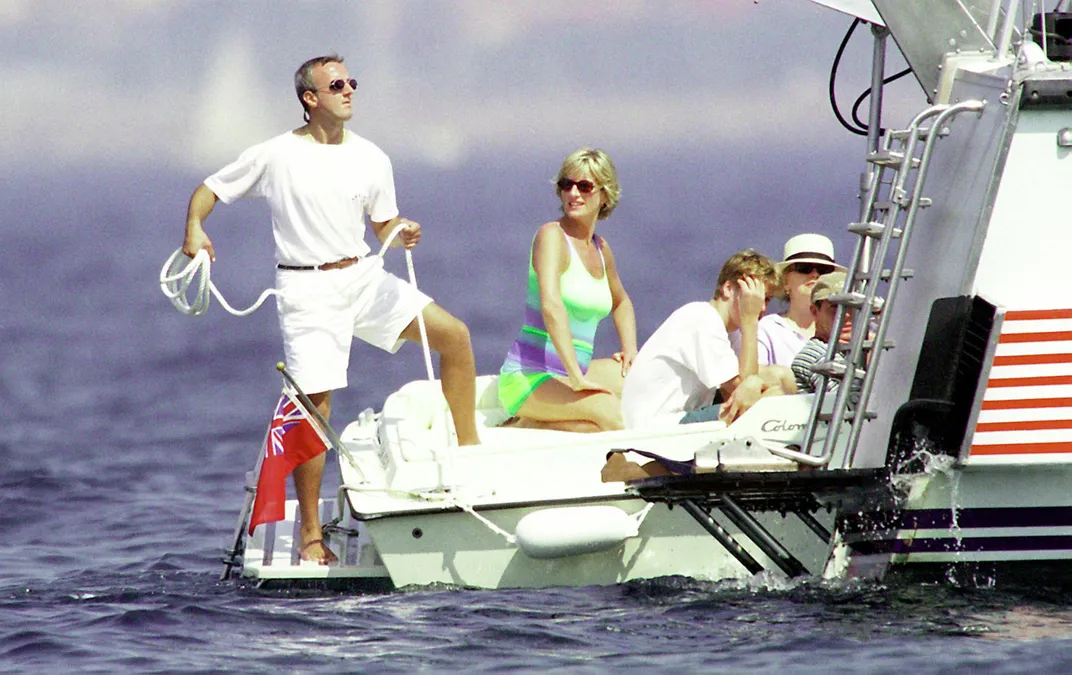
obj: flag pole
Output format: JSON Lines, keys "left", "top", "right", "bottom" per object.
{"left": 221, "top": 363, "right": 352, "bottom": 582}
{"left": 220, "top": 426, "right": 270, "bottom": 581}
{"left": 275, "top": 362, "right": 351, "bottom": 465}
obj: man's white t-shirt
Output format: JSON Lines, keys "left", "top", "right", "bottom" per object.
{"left": 204, "top": 130, "right": 399, "bottom": 266}
{"left": 621, "top": 301, "right": 740, "bottom": 427}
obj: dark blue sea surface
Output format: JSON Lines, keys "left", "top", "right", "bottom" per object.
{"left": 5, "top": 156, "right": 1072, "bottom": 672}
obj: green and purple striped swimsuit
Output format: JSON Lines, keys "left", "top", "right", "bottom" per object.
{"left": 498, "top": 228, "right": 613, "bottom": 415}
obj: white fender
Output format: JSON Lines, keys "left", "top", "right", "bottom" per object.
{"left": 514, "top": 506, "right": 640, "bottom": 559}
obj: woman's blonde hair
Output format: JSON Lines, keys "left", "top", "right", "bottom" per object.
{"left": 555, "top": 148, "right": 622, "bottom": 220}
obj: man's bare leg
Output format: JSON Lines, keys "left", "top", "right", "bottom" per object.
{"left": 400, "top": 303, "right": 480, "bottom": 445}
{"left": 291, "top": 389, "right": 337, "bottom": 564}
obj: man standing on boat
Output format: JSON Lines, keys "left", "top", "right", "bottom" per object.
{"left": 180, "top": 54, "right": 480, "bottom": 565}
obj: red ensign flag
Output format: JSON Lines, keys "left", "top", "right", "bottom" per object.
{"left": 248, "top": 392, "right": 328, "bottom": 535}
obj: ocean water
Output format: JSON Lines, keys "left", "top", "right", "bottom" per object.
{"left": 5, "top": 157, "right": 1072, "bottom": 673}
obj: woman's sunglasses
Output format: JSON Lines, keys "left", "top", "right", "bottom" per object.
{"left": 791, "top": 262, "right": 835, "bottom": 275}
{"left": 320, "top": 78, "right": 358, "bottom": 93}
{"left": 556, "top": 178, "right": 599, "bottom": 194}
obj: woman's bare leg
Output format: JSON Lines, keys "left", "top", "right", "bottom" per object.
{"left": 584, "top": 358, "right": 627, "bottom": 397}
{"left": 515, "top": 377, "right": 623, "bottom": 432}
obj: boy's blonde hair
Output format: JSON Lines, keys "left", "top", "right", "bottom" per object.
{"left": 714, "top": 249, "right": 778, "bottom": 300}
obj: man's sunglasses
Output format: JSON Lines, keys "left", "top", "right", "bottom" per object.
{"left": 320, "top": 78, "right": 358, "bottom": 93}
{"left": 791, "top": 262, "right": 835, "bottom": 275}
{"left": 556, "top": 178, "right": 599, "bottom": 194}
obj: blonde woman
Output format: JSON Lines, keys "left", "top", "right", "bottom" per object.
{"left": 498, "top": 148, "right": 638, "bottom": 432}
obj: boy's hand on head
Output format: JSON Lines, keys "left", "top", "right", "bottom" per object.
{"left": 736, "top": 276, "right": 767, "bottom": 322}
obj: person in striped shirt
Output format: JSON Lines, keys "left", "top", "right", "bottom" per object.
{"left": 791, "top": 271, "right": 860, "bottom": 404}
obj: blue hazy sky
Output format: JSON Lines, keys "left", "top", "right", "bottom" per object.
{"left": 0, "top": 0, "right": 930, "bottom": 407}
{"left": 1, "top": 0, "right": 917, "bottom": 173}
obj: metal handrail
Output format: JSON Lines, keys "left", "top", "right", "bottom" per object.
{"left": 794, "top": 120, "right": 894, "bottom": 465}
{"left": 819, "top": 104, "right": 948, "bottom": 461}
{"left": 842, "top": 100, "right": 986, "bottom": 464}
{"left": 801, "top": 100, "right": 986, "bottom": 469}
{"left": 799, "top": 103, "right": 949, "bottom": 466}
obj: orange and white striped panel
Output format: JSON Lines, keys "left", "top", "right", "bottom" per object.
{"left": 969, "top": 309, "right": 1072, "bottom": 463}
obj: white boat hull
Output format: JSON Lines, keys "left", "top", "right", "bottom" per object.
{"left": 839, "top": 464, "right": 1072, "bottom": 582}
{"left": 239, "top": 494, "right": 836, "bottom": 590}
{"left": 237, "top": 376, "right": 850, "bottom": 589}
{"left": 362, "top": 499, "right": 835, "bottom": 590}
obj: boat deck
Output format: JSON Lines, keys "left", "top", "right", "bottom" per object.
{"left": 237, "top": 498, "right": 392, "bottom": 584}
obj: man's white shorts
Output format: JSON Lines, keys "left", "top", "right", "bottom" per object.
{"left": 275, "top": 256, "right": 432, "bottom": 394}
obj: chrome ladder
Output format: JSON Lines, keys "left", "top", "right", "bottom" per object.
{"left": 796, "top": 100, "right": 986, "bottom": 468}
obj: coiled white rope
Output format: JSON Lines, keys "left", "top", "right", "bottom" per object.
{"left": 159, "top": 248, "right": 280, "bottom": 317}
{"left": 159, "top": 222, "right": 435, "bottom": 381}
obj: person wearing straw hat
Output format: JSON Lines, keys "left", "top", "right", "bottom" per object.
{"left": 180, "top": 54, "right": 480, "bottom": 565}
{"left": 749, "top": 233, "right": 846, "bottom": 367}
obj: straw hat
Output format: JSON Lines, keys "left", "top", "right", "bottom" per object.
{"left": 776, "top": 233, "right": 846, "bottom": 274}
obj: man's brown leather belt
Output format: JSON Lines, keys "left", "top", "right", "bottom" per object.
{"left": 277, "top": 256, "right": 361, "bottom": 272}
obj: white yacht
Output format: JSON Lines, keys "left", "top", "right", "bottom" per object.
{"left": 219, "top": 0, "right": 1072, "bottom": 589}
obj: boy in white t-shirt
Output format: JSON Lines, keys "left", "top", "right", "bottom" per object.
{"left": 180, "top": 55, "right": 479, "bottom": 565}
{"left": 621, "top": 249, "right": 796, "bottom": 429}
